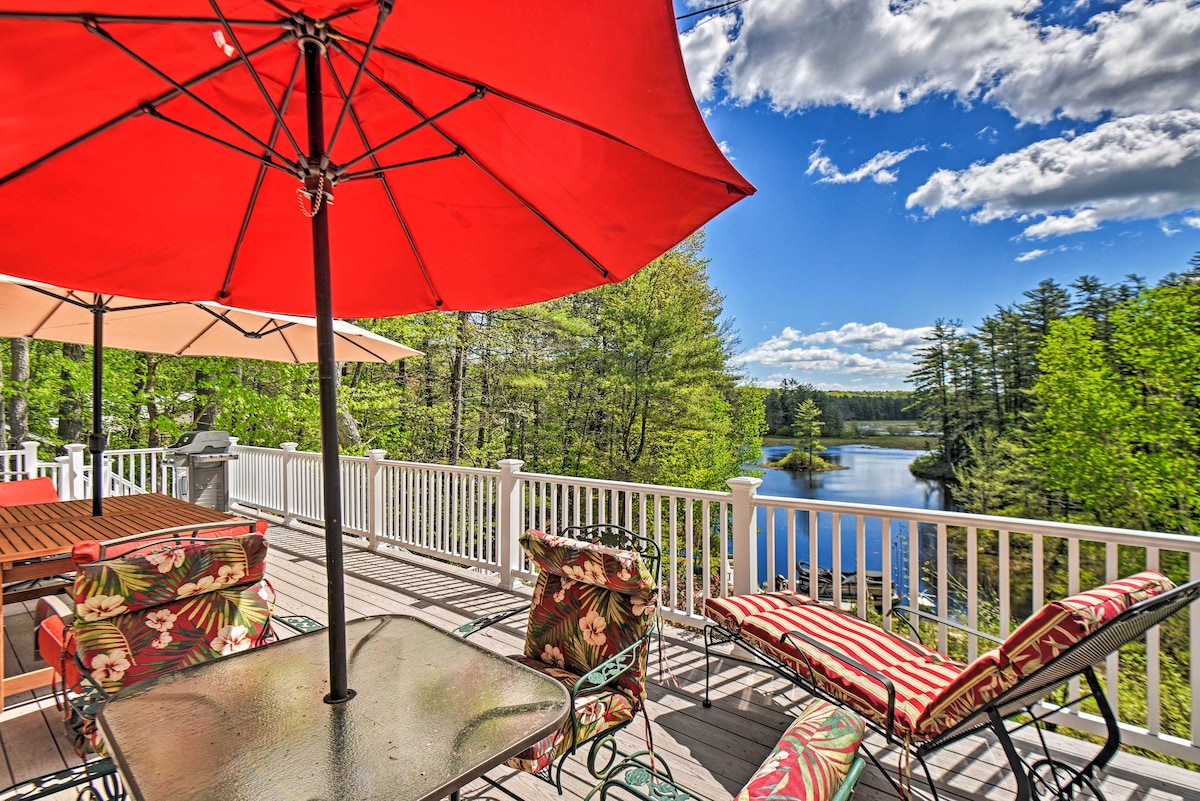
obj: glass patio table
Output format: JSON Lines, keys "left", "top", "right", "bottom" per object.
{"left": 97, "top": 614, "right": 570, "bottom": 801}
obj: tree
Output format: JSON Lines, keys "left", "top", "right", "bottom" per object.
{"left": 793, "top": 398, "right": 823, "bottom": 467}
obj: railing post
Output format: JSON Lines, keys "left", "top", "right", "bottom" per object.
{"left": 64, "top": 443, "right": 87, "bottom": 501}
{"left": 224, "top": 437, "right": 238, "bottom": 503}
{"left": 281, "top": 442, "right": 298, "bottom": 526}
{"left": 367, "top": 449, "right": 387, "bottom": 548}
{"left": 20, "top": 441, "right": 39, "bottom": 479}
{"left": 497, "top": 458, "right": 525, "bottom": 589}
{"left": 727, "top": 476, "right": 762, "bottom": 596}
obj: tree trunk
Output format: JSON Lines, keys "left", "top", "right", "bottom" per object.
{"left": 448, "top": 312, "right": 469, "bottom": 465}
{"left": 7, "top": 338, "right": 33, "bottom": 448}
{"left": 194, "top": 369, "right": 217, "bottom": 429}
{"left": 335, "top": 362, "right": 363, "bottom": 449}
{"left": 143, "top": 354, "right": 161, "bottom": 448}
{"left": 56, "top": 343, "right": 86, "bottom": 446}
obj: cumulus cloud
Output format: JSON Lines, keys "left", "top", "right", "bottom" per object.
{"left": 681, "top": 0, "right": 1200, "bottom": 125}
{"left": 1185, "top": 216, "right": 1200, "bottom": 228}
{"left": 735, "top": 322, "right": 932, "bottom": 381}
{"left": 1016, "top": 249, "right": 1048, "bottom": 262}
{"left": 906, "top": 111, "right": 1200, "bottom": 237}
{"left": 807, "top": 143, "right": 927, "bottom": 184}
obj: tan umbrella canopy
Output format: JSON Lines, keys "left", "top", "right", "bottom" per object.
{"left": 0, "top": 274, "right": 419, "bottom": 364}
{"left": 0, "top": 274, "right": 420, "bottom": 515}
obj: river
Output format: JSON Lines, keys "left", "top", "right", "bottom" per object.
{"left": 752, "top": 444, "right": 945, "bottom": 593}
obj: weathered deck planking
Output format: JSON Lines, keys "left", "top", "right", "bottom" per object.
{"left": 2, "top": 523, "right": 1196, "bottom": 800}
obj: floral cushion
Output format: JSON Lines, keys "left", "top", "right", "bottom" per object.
{"left": 520, "top": 530, "right": 658, "bottom": 704}
{"left": 735, "top": 700, "right": 865, "bottom": 801}
{"left": 66, "top": 532, "right": 274, "bottom": 756}
{"left": 521, "top": 529, "right": 657, "bottom": 596}
{"left": 502, "top": 655, "right": 636, "bottom": 775}
{"left": 705, "top": 591, "right": 815, "bottom": 633}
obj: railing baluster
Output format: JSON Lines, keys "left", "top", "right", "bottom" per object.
{"left": 937, "top": 522, "right": 948, "bottom": 652}
{"left": 1146, "top": 546, "right": 1161, "bottom": 736}
{"left": 967, "top": 526, "right": 978, "bottom": 661}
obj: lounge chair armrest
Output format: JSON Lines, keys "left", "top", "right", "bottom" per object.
{"left": 781, "top": 629, "right": 897, "bottom": 736}
{"left": 454, "top": 604, "right": 530, "bottom": 638}
{"left": 829, "top": 757, "right": 866, "bottom": 801}
{"left": 573, "top": 632, "right": 651, "bottom": 698}
{"left": 886, "top": 604, "right": 1004, "bottom": 646}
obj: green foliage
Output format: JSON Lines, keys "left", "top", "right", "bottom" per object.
{"left": 2, "top": 235, "right": 763, "bottom": 492}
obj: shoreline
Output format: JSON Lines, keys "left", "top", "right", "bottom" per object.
{"left": 762, "top": 434, "right": 938, "bottom": 452}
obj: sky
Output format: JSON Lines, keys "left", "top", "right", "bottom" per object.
{"left": 673, "top": 0, "right": 1200, "bottom": 390}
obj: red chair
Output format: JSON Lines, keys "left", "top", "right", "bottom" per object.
{"left": 0, "top": 477, "right": 59, "bottom": 506}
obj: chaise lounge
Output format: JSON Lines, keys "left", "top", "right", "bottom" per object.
{"left": 702, "top": 571, "right": 1200, "bottom": 801}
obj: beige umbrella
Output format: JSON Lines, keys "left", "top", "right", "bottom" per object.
{"left": 0, "top": 274, "right": 419, "bottom": 364}
{"left": 0, "top": 274, "right": 420, "bottom": 514}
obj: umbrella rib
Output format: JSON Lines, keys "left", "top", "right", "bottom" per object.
{"left": 338, "top": 151, "right": 462, "bottom": 182}
{"left": 348, "top": 36, "right": 753, "bottom": 195}
{"left": 333, "top": 329, "right": 390, "bottom": 363}
{"left": 321, "top": 46, "right": 444, "bottom": 306}
{"left": 331, "top": 41, "right": 609, "bottom": 280}
{"left": 221, "top": 51, "right": 305, "bottom": 301}
{"left": 337, "top": 88, "right": 483, "bottom": 173}
{"left": 140, "top": 107, "right": 296, "bottom": 176}
{"left": 325, "top": 2, "right": 391, "bottom": 159}
{"left": 0, "top": 12, "right": 278, "bottom": 25}
{"left": 209, "top": 0, "right": 305, "bottom": 161}
{"left": 87, "top": 20, "right": 296, "bottom": 168}
{"left": 0, "top": 33, "right": 288, "bottom": 189}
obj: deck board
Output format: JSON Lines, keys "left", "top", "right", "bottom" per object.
{"left": 2, "top": 522, "right": 1196, "bottom": 801}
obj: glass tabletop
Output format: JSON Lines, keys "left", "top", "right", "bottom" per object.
{"left": 98, "top": 614, "right": 570, "bottom": 801}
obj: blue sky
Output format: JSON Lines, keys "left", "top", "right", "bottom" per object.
{"left": 674, "top": 0, "right": 1200, "bottom": 389}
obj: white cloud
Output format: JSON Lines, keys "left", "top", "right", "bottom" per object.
{"left": 1185, "top": 216, "right": 1200, "bottom": 228}
{"left": 681, "top": 0, "right": 1200, "bottom": 125}
{"left": 1161, "top": 221, "right": 1182, "bottom": 236}
{"left": 1016, "top": 248, "right": 1048, "bottom": 262}
{"left": 807, "top": 143, "right": 927, "bottom": 184}
{"left": 907, "top": 111, "right": 1200, "bottom": 238}
{"left": 735, "top": 322, "right": 932, "bottom": 380}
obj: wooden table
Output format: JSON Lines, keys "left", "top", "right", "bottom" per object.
{"left": 0, "top": 493, "right": 238, "bottom": 705}
{"left": 99, "top": 614, "right": 571, "bottom": 801}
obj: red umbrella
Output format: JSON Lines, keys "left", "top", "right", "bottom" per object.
{"left": 0, "top": 1, "right": 753, "bottom": 701}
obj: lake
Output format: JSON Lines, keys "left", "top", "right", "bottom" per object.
{"left": 752, "top": 444, "right": 945, "bottom": 592}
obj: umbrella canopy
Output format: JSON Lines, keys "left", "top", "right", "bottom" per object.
{"left": 0, "top": 275, "right": 421, "bottom": 363}
{"left": 0, "top": 1, "right": 754, "bottom": 702}
{"left": 0, "top": 274, "right": 420, "bottom": 516}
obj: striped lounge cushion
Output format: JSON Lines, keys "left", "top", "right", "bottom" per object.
{"left": 739, "top": 604, "right": 964, "bottom": 736}
{"left": 913, "top": 570, "right": 1175, "bottom": 737}
{"left": 734, "top": 699, "right": 865, "bottom": 801}
{"left": 704, "top": 591, "right": 815, "bottom": 633}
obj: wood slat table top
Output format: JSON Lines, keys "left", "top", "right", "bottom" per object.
{"left": 0, "top": 494, "right": 236, "bottom": 563}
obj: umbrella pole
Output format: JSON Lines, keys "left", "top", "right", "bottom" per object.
{"left": 90, "top": 304, "right": 105, "bottom": 517}
{"left": 304, "top": 37, "right": 353, "bottom": 704}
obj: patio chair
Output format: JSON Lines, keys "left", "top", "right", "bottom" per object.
{"left": 1, "top": 519, "right": 294, "bottom": 801}
{"left": 457, "top": 525, "right": 661, "bottom": 795}
{"left": 0, "top": 477, "right": 58, "bottom": 506}
{"left": 702, "top": 571, "right": 1200, "bottom": 801}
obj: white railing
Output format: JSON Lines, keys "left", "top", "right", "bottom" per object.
{"left": 24, "top": 440, "right": 1200, "bottom": 762}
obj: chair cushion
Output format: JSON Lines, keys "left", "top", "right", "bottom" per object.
{"left": 0, "top": 476, "right": 58, "bottom": 506}
{"left": 997, "top": 570, "right": 1174, "bottom": 682}
{"left": 503, "top": 655, "right": 637, "bottom": 775}
{"left": 734, "top": 699, "right": 865, "bottom": 801}
{"left": 73, "top": 532, "right": 268, "bottom": 616}
{"left": 705, "top": 591, "right": 815, "bottom": 633}
{"left": 739, "top": 604, "right": 964, "bottom": 737}
{"left": 520, "top": 529, "right": 657, "bottom": 703}
{"left": 71, "top": 519, "right": 267, "bottom": 566}
{"left": 521, "top": 529, "right": 658, "bottom": 596}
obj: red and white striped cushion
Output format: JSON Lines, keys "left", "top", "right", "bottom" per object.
{"left": 740, "top": 604, "right": 963, "bottom": 736}
{"left": 704, "top": 591, "right": 815, "bottom": 633}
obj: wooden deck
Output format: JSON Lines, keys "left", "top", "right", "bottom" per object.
{"left": 3, "top": 523, "right": 1197, "bottom": 800}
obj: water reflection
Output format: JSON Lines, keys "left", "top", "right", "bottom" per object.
{"left": 752, "top": 445, "right": 946, "bottom": 599}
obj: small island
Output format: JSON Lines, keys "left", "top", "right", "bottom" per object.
{"left": 764, "top": 446, "right": 847, "bottom": 473}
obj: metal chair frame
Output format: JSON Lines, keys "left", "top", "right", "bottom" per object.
{"left": 458, "top": 524, "right": 662, "bottom": 796}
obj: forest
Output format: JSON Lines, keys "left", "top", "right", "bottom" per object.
{"left": 761, "top": 382, "right": 916, "bottom": 437}
{"left": 0, "top": 234, "right": 764, "bottom": 493}
{"left": 908, "top": 257, "right": 1200, "bottom": 536}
